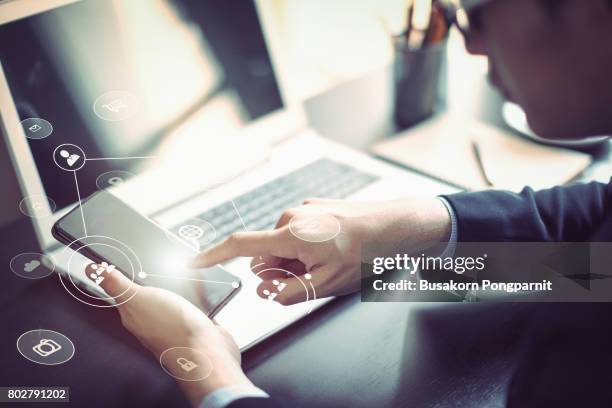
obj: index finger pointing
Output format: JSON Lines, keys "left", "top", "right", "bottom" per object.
{"left": 189, "top": 228, "right": 295, "bottom": 268}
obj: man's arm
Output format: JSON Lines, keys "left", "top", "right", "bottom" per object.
{"left": 441, "top": 180, "right": 612, "bottom": 242}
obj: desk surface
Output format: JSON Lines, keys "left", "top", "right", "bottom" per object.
{"left": 0, "top": 217, "right": 531, "bottom": 408}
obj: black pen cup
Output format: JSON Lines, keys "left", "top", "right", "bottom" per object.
{"left": 393, "top": 37, "right": 447, "bottom": 130}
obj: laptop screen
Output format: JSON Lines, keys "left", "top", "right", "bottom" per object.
{"left": 0, "top": 0, "right": 283, "bottom": 211}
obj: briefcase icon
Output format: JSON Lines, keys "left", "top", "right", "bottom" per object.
{"left": 177, "top": 357, "right": 198, "bottom": 372}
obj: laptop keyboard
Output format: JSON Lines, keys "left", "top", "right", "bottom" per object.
{"left": 171, "top": 158, "right": 379, "bottom": 246}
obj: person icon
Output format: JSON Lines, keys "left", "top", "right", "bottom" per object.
{"left": 85, "top": 262, "right": 116, "bottom": 286}
{"left": 86, "top": 263, "right": 105, "bottom": 285}
{"left": 59, "top": 149, "right": 81, "bottom": 167}
{"left": 262, "top": 279, "right": 287, "bottom": 301}
{"left": 53, "top": 144, "right": 86, "bottom": 172}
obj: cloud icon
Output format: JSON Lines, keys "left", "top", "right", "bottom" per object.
{"left": 24, "top": 260, "right": 41, "bottom": 272}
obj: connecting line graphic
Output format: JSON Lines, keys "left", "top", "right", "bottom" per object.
{"left": 308, "top": 282, "right": 317, "bottom": 302}
{"left": 73, "top": 171, "right": 88, "bottom": 237}
{"left": 70, "top": 154, "right": 157, "bottom": 239}
{"left": 67, "top": 151, "right": 238, "bottom": 288}
{"left": 67, "top": 148, "right": 317, "bottom": 300}
{"left": 231, "top": 200, "right": 248, "bottom": 232}
{"left": 230, "top": 198, "right": 266, "bottom": 264}
{"left": 85, "top": 156, "right": 157, "bottom": 161}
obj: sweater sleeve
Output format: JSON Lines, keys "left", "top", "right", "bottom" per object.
{"left": 441, "top": 180, "right": 612, "bottom": 242}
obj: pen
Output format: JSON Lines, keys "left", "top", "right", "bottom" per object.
{"left": 471, "top": 140, "right": 494, "bottom": 187}
{"left": 406, "top": 0, "right": 414, "bottom": 36}
{"left": 424, "top": 2, "right": 449, "bottom": 45}
{"left": 406, "top": 0, "right": 432, "bottom": 50}
{"left": 402, "top": 0, "right": 449, "bottom": 50}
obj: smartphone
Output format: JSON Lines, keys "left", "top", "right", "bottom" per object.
{"left": 52, "top": 190, "right": 240, "bottom": 317}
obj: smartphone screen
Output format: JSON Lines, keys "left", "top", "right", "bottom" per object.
{"left": 53, "top": 190, "right": 240, "bottom": 317}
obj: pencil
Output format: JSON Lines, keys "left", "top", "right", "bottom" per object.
{"left": 471, "top": 140, "right": 494, "bottom": 187}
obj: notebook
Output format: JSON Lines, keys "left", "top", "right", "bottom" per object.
{"left": 371, "top": 114, "right": 592, "bottom": 191}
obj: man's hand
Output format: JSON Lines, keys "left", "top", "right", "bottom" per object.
{"left": 95, "top": 267, "right": 252, "bottom": 407}
{"left": 190, "top": 197, "right": 451, "bottom": 305}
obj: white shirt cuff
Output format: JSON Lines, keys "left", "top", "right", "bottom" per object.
{"left": 199, "top": 384, "right": 269, "bottom": 408}
{"left": 437, "top": 197, "right": 458, "bottom": 258}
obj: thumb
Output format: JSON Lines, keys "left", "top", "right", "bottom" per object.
{"left": 85, "top": 262, "right": 139, "bottom": 302}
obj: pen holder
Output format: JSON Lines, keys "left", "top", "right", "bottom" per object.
{"left": 393, "top": 38, "right": 447, "bottom": 130}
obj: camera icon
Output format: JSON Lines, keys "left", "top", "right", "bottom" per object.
{"left": 32, "top": 339, "right": 62, "bottom": 357}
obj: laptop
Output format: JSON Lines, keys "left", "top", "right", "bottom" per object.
{"left": 0, "top": 0, "right": 451, "bottom": 349}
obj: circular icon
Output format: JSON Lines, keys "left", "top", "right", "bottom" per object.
{"left": 289, "top": 211, "right": 341, "bottom": 243}
{"left": 93, "top": 90, "right": 139, "bottom": 121}
{"left": 10, "top": 252, "right": 55, "bottom": 279}
{"left": 159, "top": 347, "right": 213, "bottom": 381}
{"left": 174, "top": 218, "right": 217, "bottom": 250}
{"left": 95, "top": 170, "right": 134, "bottom": 190}
{"left": 17, "top": 329, "right": 75, "bottom": 365}
{"left": 53, "top": 144, "right": 86, "bottom": 172}
{"left": 178, "top": 224, "right": 204, "bottom": 240}
{"left": 20, "top": 118, "right": 53, "bottom": 140}
{"left": 58, "top": 235, "right": 140, "bottom": 308}
{"left": 254, "top": 268, "right": 314, "bottom": 311}
{"left": 66, "top": 243, "right": 135, "bottom": 301}
{"left": 19, "top": 194, "right": 56, "bottom": 218}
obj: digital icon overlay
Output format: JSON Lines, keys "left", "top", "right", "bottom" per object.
{"left": 289, "top": 210, "right": 341, "bottom": 243}
{"left": 17, "top": 329, "right": 75, "bottom": 365}
{"left": 95, "top": 170, "right": 135, "bottom": 190}
{"left": 102, "top": 99, "right": 127, "bottom": 113}
{"left": 173, "top": 218, "right": 217, "bottom": 250}
{"left": 60, "top": 235, "right": 139, "bottom": 307}
{"left": 32, "top": 339, "right": 62, "bottom": 357}
{"left": 262, "top": 279, "right": 287, "bottom": 301}
{"left": 93, "top": 91, "right": 139, "bottom": 121}
{"left": 18, "top": 194, "right": 56, "bottom": 218}
{"left": 53, "top": 144, "right": 86, "bottom": 172}
{"left": 60, "top": 149, "right": 81, "bottom": 167}
{"left": 159, "top": 347, "right": 212, "bottom": 381}
{"left": 24, "top": 260, "right": 41, "bottom": 273}
{"left": 10, "top": 252, "right": 55, "bottom": 279}
{"left": 177, "top": 357, "right": 198, "bottom": 372}
{"left": 252, "top": 267, "right": 316, "bottom": 312}
{"left": 20, "top": 117, "right": 53, "bottom": 140}
{"left": 179, "top": 224, "right": 204, "bottom": 241}
{"left": 85, "top": 261, "right": 116, "bottom": 286}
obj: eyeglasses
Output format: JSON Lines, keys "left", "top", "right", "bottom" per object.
{"left": 398, "top": 0, "right": 491, "bottom": 50}
{"left": 436, "top": 0, "right": 489, "bottom": 39}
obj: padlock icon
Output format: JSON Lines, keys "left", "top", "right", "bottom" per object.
{"left": 177, "top": 357, "right": 198, "bottom": 372}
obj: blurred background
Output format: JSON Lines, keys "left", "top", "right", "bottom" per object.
{"left": 0, "top": 0, "right": 507, "bottom": 227}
